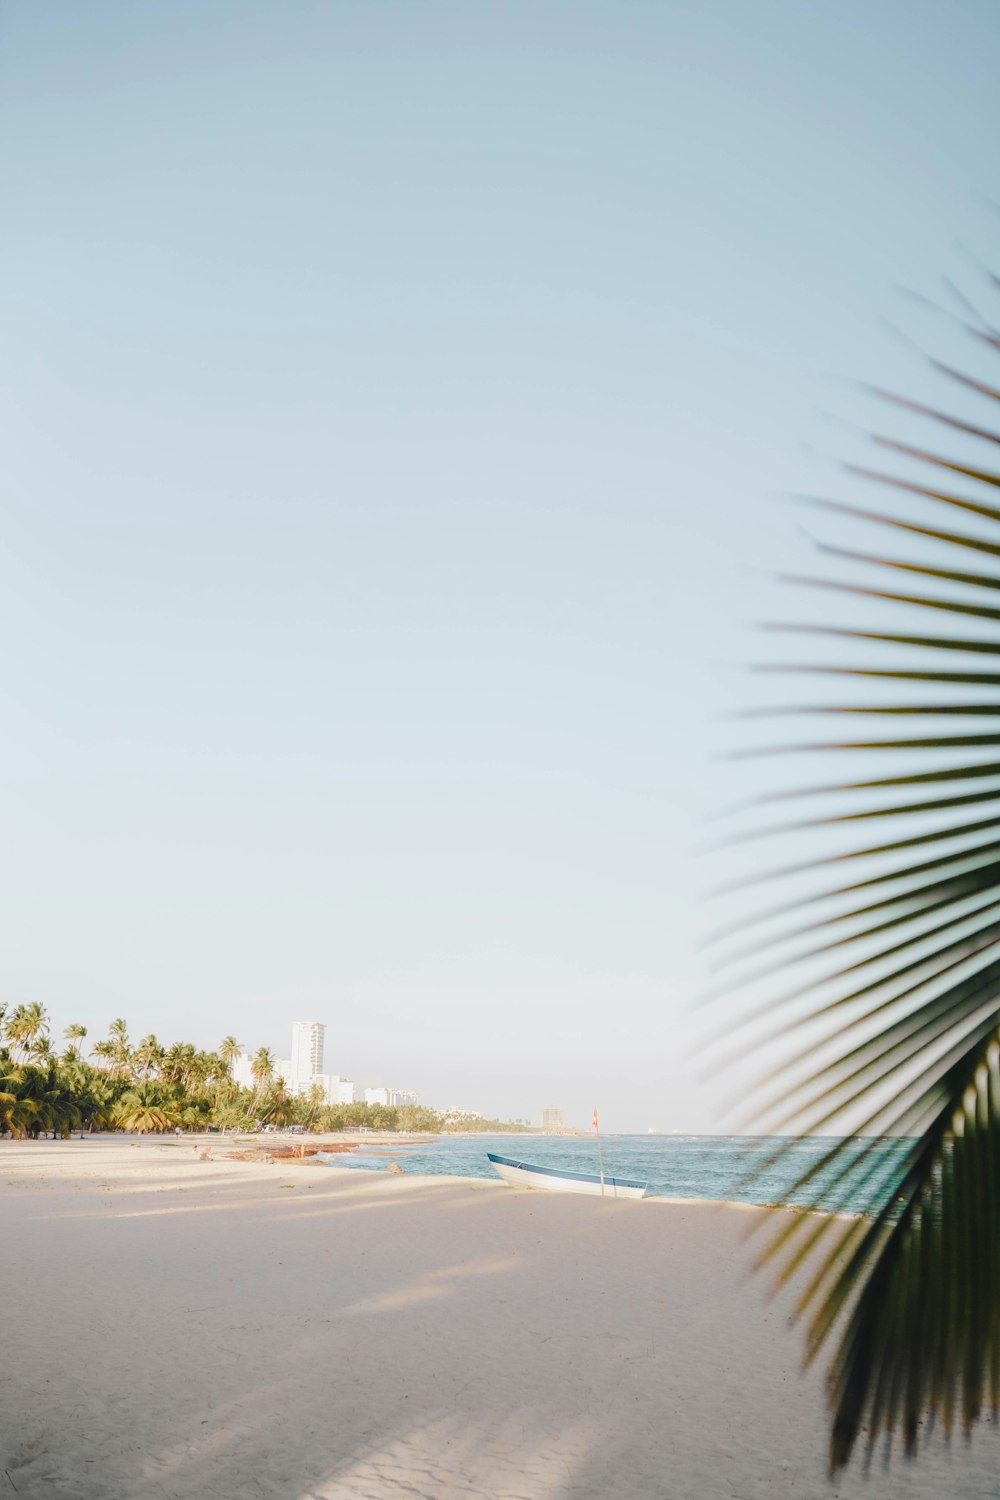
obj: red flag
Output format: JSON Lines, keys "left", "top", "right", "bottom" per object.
{"left": 593, "top": 1106, "right": 599, "bottom": 1132}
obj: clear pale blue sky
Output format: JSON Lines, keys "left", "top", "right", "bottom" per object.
{"left": 3, "top": 1, "right": 999, "bottom": 1129}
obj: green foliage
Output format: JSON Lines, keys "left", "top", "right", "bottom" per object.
{"left": 0, "top": 1017, "right": 247, "bottom": 1140}
{"left": 0, "top": 1015, "right": 526, "bottom": 1150}
{"left": 0, "top": 1089, "right": 37, "bottom": 1138}
{"left": 396, "top": 1104, "right": 448, "bottom": 1133}
{"left": 0, "top": 1051, "right": 81, "bottom": 1138}
{"left": 726, "top": 277, "right": 1000, "bottom": 1467}
{"left": 440, "top": 1114, "right": 530, "bottom": 1133}
{"left": 213, "top": 1100, "right": 249, "bottom": 1132}
{"left": 113, "top": 1085, "right": 181, "bottom": 1134}
{"left": 260, "top": 1083, "right": 296, "bottom": 1127}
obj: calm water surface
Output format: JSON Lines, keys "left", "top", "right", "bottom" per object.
{"left": 324, "top": 1134, "right": 911, "bottom": 1215}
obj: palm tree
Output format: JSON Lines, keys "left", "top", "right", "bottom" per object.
{"left": 219, "top": 1036, "right": 241, "bottom": 1076}
{"left": 14, "top": 1061, "right": 81, "bottom": 1138}
{"left": 82, "top": 1075, "right": 116, "bottom": 1132}
{"left": 301, "top": 1078, "right": 326, "bottom": 1129}
{"left": 133, "top": 1034, "right": 162, "bottom": 1079}
{"left": 113, "top": 1084, "right": 180, "bottom": 1134}
{"left": 64, "top": 1023, "right": 87, "bottom": 1058}
{"left": 91, "top": 1039, "right": 115, "bottom": 1070}
{"left": 28, "top": 1036, "right": 54, "bottom": 1067}
{"left": 162, "top": 1041, "right": 196, "bottom": 1090}
{"left": 58, "top": 1052, "right": 91, "bottom": 1099}
{"left": 723, "top": 272, "right": 1000, "bottom": 1468}
{"left": 188, "top": 1051, "right": 215, "bottom": 1095}
{"left": 247, "top": 1047, "right": 275, "bottom": 1122}
{"left": 250, "top": 1047, "right": 275, "bottom": 1087}
{"left": 107, "top": 1018, "right": 132, "bottom": 1079}
{"left": 0, "top": 1021, "right": 300, "bottom": 1138}
{"left": 0, "top": 1090, "right": 36, "bottom": 1138}
{"left": 5, "top": 1003, "right": 48, "bottom": 1063}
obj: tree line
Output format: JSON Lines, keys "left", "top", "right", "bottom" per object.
{"left": 0, "top": 1004, "right": 528, "bottom": 1138}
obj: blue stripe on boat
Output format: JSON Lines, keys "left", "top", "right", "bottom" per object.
{"left": 487, "top": 1151, "right": 647, "bottom": 1192}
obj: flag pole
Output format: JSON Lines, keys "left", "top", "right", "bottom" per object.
{"left": 593, "top": 1106, "right": 605, "bottom": 1196}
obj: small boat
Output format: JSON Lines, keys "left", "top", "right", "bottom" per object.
{"left": 487, "top": 1151, "right": 647, "bottom": 1199}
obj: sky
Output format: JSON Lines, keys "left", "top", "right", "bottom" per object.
{"left": 3, "top": 0, "right": 1000, "bottom": 1131}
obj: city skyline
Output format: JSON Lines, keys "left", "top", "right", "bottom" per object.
{"left": 226, "top": 1017, "right": 569, "bottom": 1125}
{"left": 231, "top": 1019, "right": 424, "bottom": 1113}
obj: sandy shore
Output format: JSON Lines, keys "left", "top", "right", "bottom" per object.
{"left": 2, "top": 1138, "right": 997, "bottom": 1499}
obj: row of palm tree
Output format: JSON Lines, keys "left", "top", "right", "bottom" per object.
{"left": 0, "top": 1006, "right": 301, "bottom": 1139}
{"left": 0, "top": 1006, "right": 524, "bottom": 1142}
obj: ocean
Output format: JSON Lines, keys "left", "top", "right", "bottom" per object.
{"left": 321, "top": 1133, "right": 912, "bottom": 1214}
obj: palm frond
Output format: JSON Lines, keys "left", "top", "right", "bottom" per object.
{"left": 724, "top": 267, "right": 1000, "bottom": 1469}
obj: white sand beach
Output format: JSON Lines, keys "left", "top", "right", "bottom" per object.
{"left": 2, "top": 1138, "right": 998, "bottom": 1500}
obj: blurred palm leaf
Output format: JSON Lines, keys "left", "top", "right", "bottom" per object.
{"left": 720, "top": 281, "right": 1000, "bottom": 1469}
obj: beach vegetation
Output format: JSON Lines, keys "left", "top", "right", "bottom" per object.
{"left": 0, "top": 1014, "right": 527, "bottom": 1145}
{"left": 219, "top": 1036, "right": 241, "bottom": 1074}
{"left": 112, "top": 1085, "right": 181, "bottom": 1135}
{"left": 64, "top": 1023, "right": 87, "bottom": 1056}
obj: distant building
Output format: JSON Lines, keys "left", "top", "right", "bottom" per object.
{"left": 326, "top": 1075, "right": 355, "bottom": 1105}
{"left": 540, "top": 1107, "right": 564, "bottom": 1131}
{"left": 230, "top": 1038, "right": 326, "bottom": 1097}
{"left": 230, "top": 1051, "right": 292, "bottom": 1090}
{"left": 228, "top": 1023, "right": 376, "bottom": 1112}
{"left": 309, "top": 1074, "right": 354, "bottom": 1105}
{"left": 231, "top": 1051, "right": 254, "bottom": 1089}
{"left": 290, "top": 1022, "right": 325, "bottom": 1087}
{"left": 362, "top": 1086, "right": 416, "bottom": 1108}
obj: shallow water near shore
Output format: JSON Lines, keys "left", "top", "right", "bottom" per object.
{"left": 325, "top": 1132, "right": 910, "bottom": 1214}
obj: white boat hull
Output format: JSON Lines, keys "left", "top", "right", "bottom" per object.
{"left": 487, "top": 1153, "right": 647, "bottom": 1199}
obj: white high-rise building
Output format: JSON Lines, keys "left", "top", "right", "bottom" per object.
{"left": 326, "top": 1075, "right": 355, "bottom": 1105}
{"left": 362, "top": 1086, "right": 416, "bottom": 1108}
{"left": 230, "top": 1051, "right": 293, "bottom": 1091}
{"left": 231, "top": 1051, "right": 254, "bottom": 1089}
{"left": 290, "top": 1022, "right": 325, "bottom": 1088}
{"left": 307, "top": 1075, "right": 355, "bottom": 1105}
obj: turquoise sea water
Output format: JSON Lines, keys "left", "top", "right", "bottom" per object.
{"left": 322, "top": 1134, "right": 912, "bottom": 1215}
